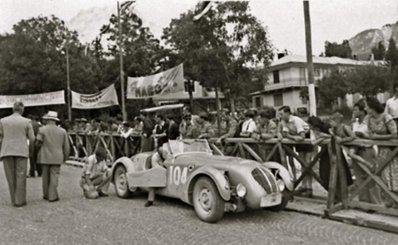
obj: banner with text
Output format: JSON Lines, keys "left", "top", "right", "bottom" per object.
{"left": 0, "top": 90, "right": 65, "bottom": 109}
{"left": 72, "top": 84, "right": 119, "bottom": 109}
{"left": 127, "top": 64, "right": 184, "bottom": 99}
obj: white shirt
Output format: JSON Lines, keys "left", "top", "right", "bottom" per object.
{"left": 385, "top": 96, "right": 398, "bottom": 118}
{"left": 281, "top": 115, "right": 309, "bottom": 135}
{"left": 120, "top": 128, "right": 133, "bottom": 138}
{"left": 352, "top": 118, "right": 368, "bottom": 133}
{"left": 83, "top": 155, "right": 108, "bottom": 179}
{"left": 241, "top": 118, "right": 257, "bottom": 133}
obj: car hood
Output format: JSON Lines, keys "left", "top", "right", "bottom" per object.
{"left": 175, "top": 153, "right": 259, "bottom": 168}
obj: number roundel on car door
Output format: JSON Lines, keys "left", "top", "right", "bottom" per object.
{"left": 169, "top": 166, "right": 188, "bottom": 185}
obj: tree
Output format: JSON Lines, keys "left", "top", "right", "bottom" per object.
{"left": 0, "top": 15, "right": 101, "bottom": 95}
{"left": 345, "top": 65, "right": 390, "bottom": 96}
{"left": 386, "top": 37, "right": 398, "bottom": 69}
{"left": 372, "top": 41, "right": 386, "bottom": 60}
{"left": 96, "top": 4, "right": 168, "bottom": 117}
{"left": 162, "top": 1, "right": 273, "bottom": 108}
{"left": 99, "top": 6, "right": 164, "bottom": 78}
{"left": 318, "top": 65, "right": 390, "bottom": 108}
{"left": 324, "top": 40, "right": 352, "bottom": 58}
{"left": 318, "top": 69, "right": 348, "bottom": 107}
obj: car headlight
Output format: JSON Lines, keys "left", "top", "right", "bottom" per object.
{"left": 277, "top": 179, "right": 285, "bottom": 192}
{"left": 236, "top": 183, "right": 247, "bottom": 197}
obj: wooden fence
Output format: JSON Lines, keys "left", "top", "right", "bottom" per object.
{"left": 67, "top": 132, "right": 398, "bottom": 231}
{"left": 68, "top": 132, "right": 141, "bottom": 162}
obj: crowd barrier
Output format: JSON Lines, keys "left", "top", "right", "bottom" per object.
{"left": 67, "top": 132, "right": 398, "bottom": 232}
{"left": 68, "top": 132, "right": 141, "bottom": 162}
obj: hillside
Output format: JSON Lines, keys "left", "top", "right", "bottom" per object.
{"left": 349, "top": 22, "right": 398, "bottom": 59}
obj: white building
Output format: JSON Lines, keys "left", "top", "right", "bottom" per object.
{"left": 250, "top": 55, "right": 382, "bottom": 113}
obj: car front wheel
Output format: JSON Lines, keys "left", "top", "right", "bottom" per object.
{"left": 114, "top": 165, "right": 131, "bottom": 198}
{"left": 193, "top": 177, "right": 225, "bottom": 223}
{"left": 268, "top": 190, "right": 291, "bottom": 211}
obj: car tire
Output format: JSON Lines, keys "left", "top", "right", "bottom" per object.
{"left": 114, "top": 165, "right": 131, "bottom": 198}
{"left": 193, "top": 177, "right": 225, "bottom": 223}
{"left": 267, "top": 190, "right": 291, "bottom": 211}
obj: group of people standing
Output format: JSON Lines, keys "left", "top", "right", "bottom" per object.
{"left": 0, "top": 102, "right": 69, "bottom": 207}
{"left": 4, "top": 92, "right": 398, "bottom": 208}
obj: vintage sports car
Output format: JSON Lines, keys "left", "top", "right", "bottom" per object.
{"left": 111, "top": 139, "right": 293, "bottom": 223}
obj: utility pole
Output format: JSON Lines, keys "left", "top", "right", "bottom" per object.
{"left": 66, "top": 41, "right": 72, "bottom": 121}
{"left": 117, "top": 1, "right": 127, "bottom": 121}
{"left": 188, "top": 80, "right": 194, "bottom": 112}
{"left": 215, "top": 80, "right": 221, "bottom": 137}
{"left": 303, "top": 0, "right": 317, "bottom": 116}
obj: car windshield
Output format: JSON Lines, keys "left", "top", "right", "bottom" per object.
{"left": 168, "top": 139, "right": 211, "bottom": 155}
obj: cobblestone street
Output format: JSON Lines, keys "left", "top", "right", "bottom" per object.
{"left": 0, "top": 164, "right": 397, "bottom": 245}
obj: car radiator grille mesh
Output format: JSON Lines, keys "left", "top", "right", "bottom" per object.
{"left": 252, "top": 168, "right": 276, "bottom": 194}
{"left": 261, "top": 167, "right": 278, "bottom": 192}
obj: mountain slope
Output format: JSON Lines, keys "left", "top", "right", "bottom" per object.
{"left": 66, "top": 1, "right": 195, "bottom": 45}
{"left": 349, "top": 22, "right": 398, "bottom": 59}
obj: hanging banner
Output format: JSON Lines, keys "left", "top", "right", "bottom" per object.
{"left": 72, "top": 84, "right": 119, "bottom": 109}
{"left": 126, "top": 64, "right": 184, "bottom": 99}
{"left": 0, "top": 90, "right": 65, "bottom": 109}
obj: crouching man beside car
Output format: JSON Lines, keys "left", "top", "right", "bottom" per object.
{"left": 80, "top": 148, "right": 111, "bottom": 199}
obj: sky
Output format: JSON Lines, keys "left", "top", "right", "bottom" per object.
{"left": 1, "top": 0, "right": 398, "bottom": 55}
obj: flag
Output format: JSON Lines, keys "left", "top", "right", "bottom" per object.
{"left": 121, "top": 0, "right": 135, "bottom": 12}
{"left": 193, "top": 1, "right": 214, "bottom": 21}
{"left": 127, "top": 64, "right": 184, "bottom": 99}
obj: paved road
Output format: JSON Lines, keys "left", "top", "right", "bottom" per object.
{"left": 0, "top": 164, "right": 397, "bottom": 245}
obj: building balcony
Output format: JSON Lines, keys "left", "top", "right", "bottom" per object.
{"left": 264, "top": 79, "right": 317, "bottom": 92}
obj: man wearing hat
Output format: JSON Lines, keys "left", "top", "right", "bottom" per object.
{"left": 0, "top": 101, "right": 35, "bottom": 207}
{"left": 36, "top": 111, "right": 70, "bottom": 202}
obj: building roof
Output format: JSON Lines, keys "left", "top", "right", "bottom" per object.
{"left": 140, "top": 104, "right": 184, "bottom": 113}
{"left": 270, "top": 54, "right": 384, "bottom": 69}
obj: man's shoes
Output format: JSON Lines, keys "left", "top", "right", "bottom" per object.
{"left": 13, "top": 203, "right": 27, "bottom": 207}
{"left": 98, "top": 191, "right": 108, "bottom": 197}
{"left": 144, "top": 201, "right": 153, "bottom": 207}
{"left": 43, "top": 196, "right": 48, "bottom": 200}
{"left": 48, "top": 198, "right": 60, "bottom": 202}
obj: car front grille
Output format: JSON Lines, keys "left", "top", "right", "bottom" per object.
{"left": 252, "top": 167, "right": 277, "bottom": 194}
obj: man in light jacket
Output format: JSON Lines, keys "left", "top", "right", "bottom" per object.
{"left": 36, "top": 111, "right": 70, "bottom": 202}
{"left": 0, "top": 101, "right": 35, "bottom": 207}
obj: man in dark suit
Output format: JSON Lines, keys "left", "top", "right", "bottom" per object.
{"left": 140, "top": 112, "right": 154, "bottom": 152}
{"left": 28, "top": 115, "right": 42, "bottom": 177}
{"left": 36, "top": 111, "right": 70, "bottom": 202}
{"left": 0, "top": 101, "right": 35, "bottom": 207}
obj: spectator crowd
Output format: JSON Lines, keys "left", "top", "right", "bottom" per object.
{"left": 3, "top": 82, "right": 398, "bottom": 208}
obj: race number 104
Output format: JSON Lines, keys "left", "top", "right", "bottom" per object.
{"left": 169, "top": 166, "right": 188, "bottom": 185}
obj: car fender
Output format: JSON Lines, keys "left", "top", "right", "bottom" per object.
{"left": 262, "top": 161, "right": 294, "bottom": 191}
{"left": 111, "top": 157, "right": 135, "bottom": 182}
{"left": 184, "top": 166, "right": 231, "bottom": 204}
